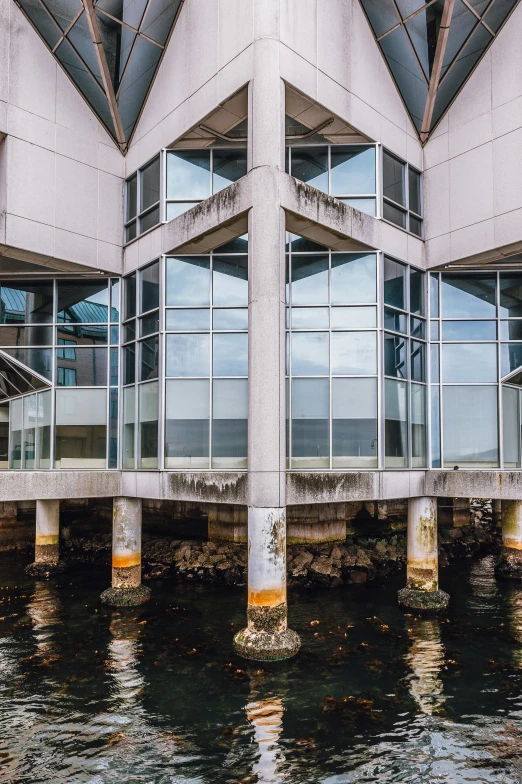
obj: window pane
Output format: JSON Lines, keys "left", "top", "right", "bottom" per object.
{"left": 9, "top": 397, "right": 22, "bottom": 468}
{"left": 330, "top": 146, "right": 375, "bottom": 195}
{"left": 410, "top": 340, "right": 425, "bottom": 382}
{"left": 139, "top": 382, "right": 158, "bottom": 469}
{"left": 56, "top": 347, "right": 107, "bottom": 386}
{"left": 291, "top": 378, "right": 329, "bottom": 468}
{"left": 165, "top": 379, "right": 210, "bottom": 469}
{"left": 123, "top": 344, "right": 135, "bottom": 385}
{"left": 430, "top": 320, "right": 439, "bottom": 340}
{"left": 109, "top": 388, "right": 118, "bottom": 468}
{"left": 430, "top": 343, "right": 440, "bottom": 382}
{"left": 166, "top": 334, "right": 210, "bottom": 377}
{"left": 140, "top": 206, "right": 160, "bottom": 233}
{"left": 290, "top": 147, "right": 328, "bottom": 192}
{"left": 443, "top": 386, "right": 498, "bottom": 467}
{"left": 125, "top": 320, "right": 136, "bottom": 343}
{"left": 140, "top": 336, "right": 159, "bottom": 381}
{"left": 500, "top": 321, "right": 522, "bottom": 341}
{"left": 57, "top": 281, "right": 109, "bottom": 323}
{"left": 410, "top": 317, "right": 425, "bottom": 339}
{"left": 166, "top": 309, "right": 210, "bottom": 331}
{"left": 57, "top": 325, "right": 108, "bottom": 345}
{"left": 442, "top": 320, "right": 497, "bottom": 340}
{"left": 385, "top": 379, "right": 408, "bottom": 467}
{"left": 212, "top": 149, "right": 247, "bottom": 193}
{"left": 213, "top": 309, "right": 248, "bottom": 330}
{"left": 383, "top": 151, "right": 405, "bottom": 205}
{"left": 36, "top": 390, "right": 51, "bottom": 469}
{"left": 331, "top": 253, "right": 377, "bottom": 304}
{"left": 291, "top": 332, "right": 329, "bottom": 375}
{"left": 212, "top": 379, "right": 247, "bottom": 468}
{"left": 501, "top": 343, "right": 522, "bottom": 377}
{"left": 125, "top": 274, "right": 136, "bottom": 320}
{"left": 123, "top": 386, "right": 135, "bottom": 469}
{"left": 166, "top": 202, "right": 199, "bottom": 220}
{"left": 0, "top": 282, "right": 54, "bottom": 324}
{"left": 503, "top": 385, "right": 520, "bottom": 468}
{"left": 141, "top": 156, "right": 160, "bottom": 211}
{"left": 331, "top": 332, "right": 377, "bottom": 375}
{"left": 110, "top": 347, "right": 118, "bottom": 386}
{"left": 331, "top": 306, "right": 376, "bottom": 329}
{"left": 166, "top": 257, "right": 210, "bottom": 306}
{"left": 384, "top": 307, "right": 407, "bottom": 334}
{"left": 499, "top": 274, "right": 522, "bottom": 317}
{"left": 0, "top": 326, "right": 53, "bottom": 346}
{"left": 409, "top": 215, "right": 423, "bottom": 237}
{"left": 55, "top": 388, "right": 107, "bottom": 468}
{"left": 213, "top": 333, "right": 248, "bottom": 376}
{"left": 2, "top": 348, "right": 52, "bottom": 380}
{"left": 167, "top": 150, "right": 211, "bottom": 200}
{"left": 291, "top": 307, "right": 329, "bottom": 329}
{"left": 384, "top": 333, "right": 407, "bottom": 378}
{"left": 408, "top": 168, "right": 422, "bottom": 215}
{"left": 332, "top": 377, "right": 377, "bottom": 468}
{"left": 125, "top": 221, "right": 137, "bottom": 243}
{"left": 213, "top": 256, "right": 248, "bottom": 306}
{"left": 141, "top": 261, "right": 159, "bottom": 313}
{"left": 430, "top": 273, "right": 439, "bottom": 317}
{"left": 139, "top": 311, "right": 159, "bottom": 337}
{"left": 23, "top": 393, "right": 36, "bottom": 469}
{"left": 383, "top": 200, "right": 407, "bottom": 228}
{"left": 442, "top": 343, "right": 497, "bottom": 382}
{"left": 111, "top": 279, "right": 120, "bottom": 323}
{"left": 411, "top": 383, "right": 426, "bottom": 468}
{"left": 338, "top": 197, "right": 376, "bottom": 216}
{"left": 410, "top": 268, "right": 425, "bottom": 315}
{"left": 441, "top": 273, "right": 496, "bottom": 318}
{"left": 126, "top": 174, "right": 137, "bottom": 221}
{"left": 384, "top": 257, "right": 406, "bottom": 309}
{"left": 291, "top": 255, "right": 329, "bottom": 305}
{"left": 431, "top": 384, "right": 441, "bottom": 467}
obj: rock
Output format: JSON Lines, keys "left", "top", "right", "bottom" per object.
{"left": 309, "top": 557, "right": 333, "bottom": 576}
{"left": 350, "top": 570, "right": 367, "bottom": 584}
{"left": 355, "top": 549, "right": 373, "bottom": 569}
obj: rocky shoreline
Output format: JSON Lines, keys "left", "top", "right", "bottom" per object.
{"left": 53, "top": 500, "right": 501, "bottom": 589}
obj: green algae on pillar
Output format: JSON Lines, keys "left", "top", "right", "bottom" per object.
{"left": 398, "top": 497, "right": 449, "bottom": 612}
{"left": 101, "top": 497, "right": 151, "bottom": 607}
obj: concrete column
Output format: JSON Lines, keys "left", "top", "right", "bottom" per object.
{"left": 492, "top": 499, "right": 502, "bottom": 528}
{"left": 101, "top": 497, "right": 150, "bottom": 606}
{"left": 26, "top": 499, "right": 64, "bottom": 577}
{"left": 497, "top": 500, "right": 522, "bottom": 579}
{"left": 233, "top": 23, "right": 300, "bottom": 661}
{"left": 398, "top": 497, "right": 449, "bottom": 611}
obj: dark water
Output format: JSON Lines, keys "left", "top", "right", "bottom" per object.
{"left": 2, "top": 554, "right": 522, "bottom": 783}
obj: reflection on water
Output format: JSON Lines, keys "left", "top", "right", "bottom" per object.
{"left": 2, "top": 554, "right": 522, "bottom": 782}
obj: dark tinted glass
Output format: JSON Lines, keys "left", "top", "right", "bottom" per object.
{"left": 384, "top": 257, "right": 406, "bottom": 310}
{"left": 380, "top": 28, "right": 427, "bottom": 131}
{"left": 500, "top": 274, "right": 522, "bottom": 317}
{"left": 126, "top": 175, "right": 137, "bottom": 220}
{"left": 383, "top": 200, "right": 407, "bottom": 229}
{"left": 125, "top": 274, "right": 136, "bottom": 320}
{"left": 410, "top": 268, "right": 425, "bottom": 315}
{"left": 409, "top": 168, "right": 422, "bottom": 215}
{"left": 213, "top": 149, "right": 247, "bottom": 193}
{"left": 384, "top": 307, "right": 407, "bottom": 334}
{"left": 290, "top": 147, "right": 328, "bottom": 192}
{"left": 140, "top": 156, "right": 160, "bottom": 211}
{"left": 141, "top": 261, "right": 160, "bottom": 312}
{"left": 140, "top": 336, "right": 159, "bottom": 381}
{"left": 383, "top": 151, "right": 405, "bottom": 205}
{"left": 384, "top": 333, "right": 407, "bottom": 378}
{"left": 118, "top": 36, "right": 162, "bottom": 139}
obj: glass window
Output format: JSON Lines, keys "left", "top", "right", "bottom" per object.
{"left": 383, "top": 151, "right": 405, "bottom": 205}
{"left": 291, "top": 307, "right": 329, "bottom": 329}
{"left": 57, "top": 281, "right": 109, "bottom": 323}
{"left": 409, "top": 214, "right": 423, "bottom": 237}
{"left": 141, "top": 156, "right": 160, "bottom": 211}
{"left": 501, "top": 343, "right": 522, "bottom": 377}
{"left": 410, "top": 317, "right": 425, "bottom": 339}
{"left": 2, "top": 348, "right": 52, "bottom": 380}
{"left": 166, "top": 309, "right": 210, "bottom": 331}
{"left": 110, "top": 279, "right": 120, "bottom": 324}
{"left": 166, "top": 257, "right": 210, "bottom": 306}
{"left": 291, "top": 255, "right": 329, "bottom": 305}
{"left": 291, "top": 333, "right": 329, "bottom": 375}
{"left": 500, "top": 321, "right": 522, "bottom": 341}
{"left": 442, "top": 320, "right": 497, "bottom": 340}
{"left": 166, "top": 334, "right": 210, "bottom": 377}
{"left": 167, "top": 150, "right": 211, "bottom": 200}
{"left": 431, "top": 385, "right": 441, "bottom": 468}
{"left": 56, "top": 346, "right": 107, "bottom": 386}
{"left": 138, "top": 381, "right": 158, "bottom": 469}
{"left": 331, "top": 306, "right": 376, "bottom": 329}
{"left": 125, "top": 274, "right": 136, "bottom": 320}
{"left": 110, "top": 347, "right": 118, "bottom": 387}
{"left": 290, "top": 147, "right": 328, "bottom": 191}
{"left": 0, "top": 282, "right": 54, "bottom": 324}
{"left": 430, "top": 343, "right": 440, "bottom": 383}
{"left": 22, "top": 394, "right": 35, "bottom": 469}
{"left": 410, "top": 340, "right": 425, "bottom": 382}
{"left": 0, "top": 326, "right": 53, "bottom": 346}
{"left": 339, "top": 197, "right": 376, "bottom": 217}
{"left": 213, "top": 257, "right": 248, "bottom": 307}
{"left": 384, "top": 307, "right": 407, "bottom": 334}
{"left": 212, "top": 378, "right": 247, "bottom": 469}
{"left": 442, "top": 343, "right": 497, "bottom": 383}
{"left": 109, "top": 388, "right": 118, "bottom": 469}
{"left": 430, "top": 321, "right": 439, "bottom": 341}
{"left": 213, "top": 149, "right": 247, "bottom": 193}
{"left": 499, "top": 274, "right": 522, "bottom": 317}
{"left": 123, "top": 386, "right": 135, "bottom": 469}
{"left": 291, "top": 378, "right": 329, "bottom": 468}
{"left": 57, "top": 326, "right": 107, "bottom": 345}
{"left": 410, "top": 268, "right": 425, "bottom": 315}
{"left": 430, "top": 273, "right": 439, "bottom": 317}
{"left": 213, "top": 309, "right": 248, "bottom": 330}
{"left": 331, "top": 253, "right": 377, "bottom": 304}
{"left": 331, "top": 332, "right": 377, "bottom": 375}
{"left": 408, "top": 168, "right": 422, "bottom": 215}
{"left": 166, "top": 202, "right": 200, "bottom": 221}
{"left": 213, "top": 333, "right": 248, "bottom": 376}
{"left": 385, "top": 379, "right": 408, "bottom": 467}
{"left": 36, "top": 390, "right": 51, "bottom": 469}
{"left": 384, "top": 333, "right": 407, "bottom": 378}
{"left": 125, "top": 222, "right": 137, "bottom": 243}
{"left": 140, "top": 336, "right": 158, "bottom": 381}
{"left": 383, "top": 200, "right": 406, "bottom": 229}
{"left": 140, "top": 207, "right": 160, "bottom": 233}
{"left": 165, "top": 379, "right": 210, "bottom": 469}
{"left": 503, "top": 386, "right": 520, "bottom": 468}
{"left": 9, "top": 397, "right": 22, "bottom": 469}
{"left": 384, "top": 257, "right": 406, "bottom": 310}
{"left": 0, "top": 406, "right": 7, "bottom": 468}
{"left": 141, "top": 261, "right": 159, "bottom": 313}
{"left": 139, "top": 311, "right": 159, "bottom": 337}
{"left": 441, "top": 273, "right": 496, "bottom": 318}
{"left": 443, "top": 385, "right": 498, "bottom": 467}
{"left": 332, "top": 377, "right": 377, "bottom": 468}
{"left": 411, "top": 383, "right": 426, "bottom": 468}
{"left": 330, "top": 146, "right": 376, "bottom": 195}
{"left": 126, "top": 174, "right": 137, "bottom": 221}
{"left": 55, "top": 388, "right": 107, "bottom": 468}
{"left": 123, "top": 344, "right": 136, "bottom": 385}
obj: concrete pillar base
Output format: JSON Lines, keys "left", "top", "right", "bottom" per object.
{"left": 496, "top": 548, "right": 522, "bottom": 580}
{"left": 398, "top": 587, "right": 450, "bottom": 611}
{"left": 25, "top": 560, "right": 66, "bottom": 578}
{"left": 234, "top": 626, "right": 301, "bottom": 662}
{"left": 100, "top": 585, "right": 151, "bottom": 606}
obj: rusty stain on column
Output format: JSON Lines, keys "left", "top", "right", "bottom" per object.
{"left": 497, "top": 500, "right": 522, "bottom": 579}
{"left": 101, "top": 497, "right": 151, "bottom": 606}
{"left": 26, "top": 500, "right": 65, "bottom": 577}
{"left": 398, "top": 497, "right": 449, "bottom": 611}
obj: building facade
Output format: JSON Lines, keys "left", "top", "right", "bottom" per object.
{"left": 2, "top": 0, "right": 522, "bottom": 657}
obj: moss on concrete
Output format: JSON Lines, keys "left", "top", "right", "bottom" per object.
{"left": 100, "top": 585, "right": 151, "bottom": 606}
{"left": 398, "top": 587, "right": 449, "bottom": 612}
{"left": 25, "top": 561, "right": 66, "bottom": 578}
{"left": 233, "top": 627, "right": 301, "bottom": 662}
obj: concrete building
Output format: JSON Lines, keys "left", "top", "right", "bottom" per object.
{"left": 2, "top": 0, "right": 522, "bottom": 658}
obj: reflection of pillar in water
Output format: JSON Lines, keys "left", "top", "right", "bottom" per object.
{"left": 246, "top": 697, "right": 285, "bottom": 784}
{"left": 107, "top": 614, "right": 145, "bottom": 705}
{"left": 406, "top": 619, "right": 445, "bottom": 714}
{"left": 27, "top": 579, "right": 62, "bottom": 659}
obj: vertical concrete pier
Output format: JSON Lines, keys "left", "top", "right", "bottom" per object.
{"left": 233, "top": 16, "right": 299, "bottom": 661}
{"left": 26, "top": 500, "right": 64, "bottom": 577}
{"left": 101, "top": 497, "right": 150, "bottom": 606}
{"left": 496, "top": 500, "right": 522, "bottom": 579}
{"left": 398, "top": 497, "right": 449, "bottom": 610}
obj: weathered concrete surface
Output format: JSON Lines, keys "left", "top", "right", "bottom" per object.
{"left": 101, "top": 496, "right": 150, "bottom": 606}
{"left": 0, "top": 472, "right": 121, "bottom": 502}
{"left": 497, "top": 499, "right": 522, "bottom": 579}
